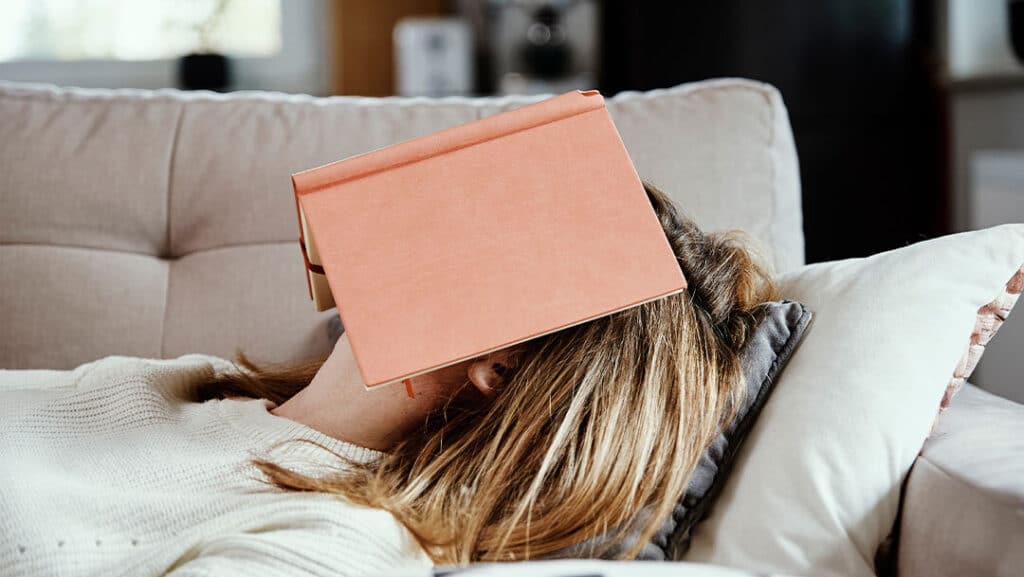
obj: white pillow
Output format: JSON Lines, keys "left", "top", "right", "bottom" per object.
{"left": 684, "top": 224, "right": 1024, "bottom": 577}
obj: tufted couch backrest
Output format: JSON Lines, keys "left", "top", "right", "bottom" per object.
{"left": 0, "top": 79, "right": 802, "bottom": 369}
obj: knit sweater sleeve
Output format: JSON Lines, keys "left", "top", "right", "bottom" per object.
{"left": 0, "top": 368, "right": 71, "bottom": 391}
{"left": 0, "top": 357, "right": 104, "bottom": 391}
{"left": 0, "top": 353, "right": 239, "bottom": 395}
{"left": 162, "top": 507, "right": 433, "bottom": 577}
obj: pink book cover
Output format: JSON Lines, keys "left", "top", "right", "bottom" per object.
{"left": 292, "top": 89, "right": 687, "bottom": 389}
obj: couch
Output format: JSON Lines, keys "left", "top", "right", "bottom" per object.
{"left": 1, "top": 79, "right": 1020, "bottom": 577}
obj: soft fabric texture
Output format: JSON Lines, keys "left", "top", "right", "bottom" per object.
{"left": 0, "top": 78, "right": 803, "bottom": 370}
{"left": 899, "top": 383, "right": 1024, "bottom": 577}
{"left": 0, "top": 354, "right": 432, "bottom": 577}
{"left": 684, "top": 224, "right": 1024, "bottom": 577}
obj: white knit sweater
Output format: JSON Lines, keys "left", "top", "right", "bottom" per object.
{"left": 0, "top": 353, "right": 434, "bottom": 577}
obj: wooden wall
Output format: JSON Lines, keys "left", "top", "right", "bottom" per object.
{"left": 330, "top": 0, "right": 446, "bottom": 96}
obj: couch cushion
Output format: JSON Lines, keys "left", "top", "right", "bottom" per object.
{"left": 604, "top": 82, "right": 803, "bottom": 275}
{"left": 899, "top": 383, "right": 1024, "bottom": 577}
{"left": 161, "top": 243, "right": 333, "bottom": 363}
{"left": 169, "top": 98, "right": 483, "bottom": 257}
{"left": 0, "top": 79, "right": 803, "bottom": 369}
{"left": 0, "top": 245, "right": 167, "bottom": 368}
{"left": 0, "top": 86, "right": 180, "bottom": 255}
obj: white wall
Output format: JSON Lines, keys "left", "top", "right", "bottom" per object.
{"left": 942, "top": 0, "right": 1024, "bottom": 81}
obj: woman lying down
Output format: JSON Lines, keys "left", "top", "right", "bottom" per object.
{"left": 0, "top": 183, "right": 776, "bottom": 577}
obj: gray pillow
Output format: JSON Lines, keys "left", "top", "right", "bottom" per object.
{"left": 327, "top": 300, "right": 813, "bottom": 561}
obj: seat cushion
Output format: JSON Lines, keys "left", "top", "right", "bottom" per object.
{"left": 899, "top": 383, "right": 1024, "bottom": 577}
{"left": 0, "top": 245, "right": 167, "bottom": 366}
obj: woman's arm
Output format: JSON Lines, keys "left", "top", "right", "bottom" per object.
{"left": 0, "top": 359, "right": 103, "bottom": 392}
{"left": 0, "top": 369, "right": 74, "bottom": 390}
{"left": 0, "top": 353, "right": 238, "bottom": 395}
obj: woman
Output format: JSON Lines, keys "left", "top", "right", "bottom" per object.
{"left": 0, "top": 182, "right": 776, "bottom": 577}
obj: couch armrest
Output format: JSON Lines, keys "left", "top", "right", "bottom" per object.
{"left": 899, "top": 383, "right": 1024, "bottom": 577}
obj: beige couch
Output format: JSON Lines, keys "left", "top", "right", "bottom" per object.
{"left": 1, "top": 79, "right": 1019, "bottom": 577}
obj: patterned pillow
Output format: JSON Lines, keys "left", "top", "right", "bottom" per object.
{"left": 941, "top": 264, "right": 1024, "bottom": 412}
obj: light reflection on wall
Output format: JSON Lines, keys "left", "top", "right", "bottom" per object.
{"left": 0, "top": 0, "right": 281, "bottom": 62}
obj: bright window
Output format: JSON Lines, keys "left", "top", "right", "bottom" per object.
{"left": 0, "top": 0, "right": 281, "bottom": 62}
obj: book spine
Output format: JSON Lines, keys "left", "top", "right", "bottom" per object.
{"left": 291, "top": 89, "right": 604, "bottom": 195}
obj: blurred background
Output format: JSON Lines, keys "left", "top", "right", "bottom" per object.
{"left": 1, "top": 0, "right": 1023, "bottom": 392}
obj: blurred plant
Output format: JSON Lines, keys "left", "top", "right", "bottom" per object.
{"left": 166, "top": 0, "right": 233, "bottom": 54}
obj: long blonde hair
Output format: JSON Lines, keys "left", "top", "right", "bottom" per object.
{"left": 192, "top": 181, "right": 777, "bottom": 564}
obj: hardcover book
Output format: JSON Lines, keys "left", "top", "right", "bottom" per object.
{"left": 292, "top": 89, "right": 687, "bottom": 389}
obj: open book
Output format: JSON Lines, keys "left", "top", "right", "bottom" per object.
{"left": 292, "top": 89, "right": 687, "bottom": 389}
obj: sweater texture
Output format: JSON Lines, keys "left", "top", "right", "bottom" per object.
{"left": 0, "top": 353, "right": 433, "bottom": 577}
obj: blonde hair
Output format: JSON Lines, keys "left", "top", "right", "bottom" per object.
{"left": 192, "top": 181, "right": 777, "bottom": 564}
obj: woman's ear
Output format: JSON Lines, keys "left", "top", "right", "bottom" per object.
{"left": 466, "top": 351, "right": 512, "bottom": 398}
